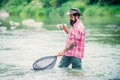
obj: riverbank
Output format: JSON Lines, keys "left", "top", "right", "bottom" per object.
{"left": 0, "top": 0, "right": 120, "bottom": 29}
{"left": 0, "top": 1, "right": 120, "bottom": 19}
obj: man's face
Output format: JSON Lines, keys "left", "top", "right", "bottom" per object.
{"left": 69, "top": 14, "right": 75, "bottom": 21}
{"left": 69, "top": 14, "right": 77, "bottom": 26}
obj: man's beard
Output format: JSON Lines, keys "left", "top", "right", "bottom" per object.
{"left": 70, "top": 19, "right": 77, "bottom": 26}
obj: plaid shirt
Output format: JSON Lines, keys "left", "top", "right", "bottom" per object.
{"left": 65, "top": 19, "right": 86, "bottom": 59}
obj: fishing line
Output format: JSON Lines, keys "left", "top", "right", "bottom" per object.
{"left": 40, "top": 2, "right": 63, "bottom": 24}
{"left": 27, "top": 0, "right": 63, "bottom": 24}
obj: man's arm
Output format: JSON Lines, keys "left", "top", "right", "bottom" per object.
{"left": 62, "top": 25, "right": 69, "bottom": 34}
{"left": 57, "top": 42, "right": 76, "bottom": 56}
{"left": 65, "top": 42, "right": 76, "bottom": 51}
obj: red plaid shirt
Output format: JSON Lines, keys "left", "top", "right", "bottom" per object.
{"left": 65, "top": 19, "right": 86, "bottom": 59}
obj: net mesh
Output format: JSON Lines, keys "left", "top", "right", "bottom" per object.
{"left": 33, "top": 56, "right": 57, "bottom": 70}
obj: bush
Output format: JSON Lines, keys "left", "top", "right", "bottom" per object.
{"left": 84, "top": 5, "right": 120, "bottom": 16}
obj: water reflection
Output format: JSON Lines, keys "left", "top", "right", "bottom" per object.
{"left": 83, "top": 16, "right": 120, "bottom": 45}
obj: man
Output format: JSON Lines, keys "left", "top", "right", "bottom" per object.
{"left": 57, "top": 8, "right": 86, "bottom": 69}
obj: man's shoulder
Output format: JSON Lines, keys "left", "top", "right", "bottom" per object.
{"left": 75, "top": 20, "right": 84, "bottom": 27}
{"left": 76, "top": 22, "right": 85, "bottom": 30}
{"left": 76, "top": 22, "right": 86, "bottom": 34}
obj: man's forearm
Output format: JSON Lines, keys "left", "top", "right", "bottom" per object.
{"left": 63, "top": 26, "right": 69, "bottom": 34}
{"left": 65, "top": 42, "right": 76, "bottom": 51}
{"left": 57, "top": 42, "right": 76, "bottom": 56}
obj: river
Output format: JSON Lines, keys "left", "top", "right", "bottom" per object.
{"left": 0, "top": 16, "right": 120, "bottom": 80}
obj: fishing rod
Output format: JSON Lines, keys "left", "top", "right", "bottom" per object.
{"left": 41, "top": 3, "right": 63, "bottom": 24}
{"left": 27, "top": 0, "right": 63, "bottom": 24}
{"left": 40, "top": 2, "right": 67, "bottom": 29}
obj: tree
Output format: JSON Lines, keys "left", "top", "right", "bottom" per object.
{"left": 86, "top": 0, "right": 120, "bottom": 5}
{"left": 27, "top": 0, "right": 32, "bottom": 4}
{"left": 0, "top": 0, "right": 8, "bottom": 7}
{"left": 88, "top": 0, "right": 98, "bottom": 5}
{"left": 39, "top": 0, "right": 71, "bottom": 8}
{"left": 99, "top": 0, "right": 120, "bottom": 5}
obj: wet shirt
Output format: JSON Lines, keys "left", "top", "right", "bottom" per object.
{"left": 65, "top": 19, "right": 86, "bottom": 59}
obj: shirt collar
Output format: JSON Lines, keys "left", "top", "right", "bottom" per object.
{"left": 72, "top": 19, "right": 80, "bottom": 27}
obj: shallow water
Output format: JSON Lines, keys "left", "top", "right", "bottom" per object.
{"left": 0, "top": 16, "right": 120, "bottom": 80}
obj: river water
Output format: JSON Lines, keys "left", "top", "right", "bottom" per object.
{"left": 0, "top": 16, "right": 120, "bottom": 80}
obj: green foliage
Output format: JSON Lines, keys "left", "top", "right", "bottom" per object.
{"left": 84, "top": 5, "right": 120, "bottom": 16}
{"left": 86, "top": 0, "right": 120, "bottom": 5}
{"left": 98, "top": 0, "right": 120, "bottom": 6}
{"left": 73, "top": 1, "right": 86, "bottom": 13}
{"left": 27, "top": 0, "right": 32, "bottom": 4}
{"left": 39, "top": 0, "right": 71, "bottom": 7}
{"left": 6, "top": 0, "right": 26, "bottom": 6}
{"left": 0, "top": 0, "right": 8, "bottom": 7}
{"left": 0, "top": 0, "right": 120, "bottom": 26}
{"left": 56, "top": 0, "right": 71, "bottom": 7}
{"left": 56, "top": 1, "right": 86, "bottom": 16}
{"left": 88, "top": 0, "right": 98, "bottom": 5}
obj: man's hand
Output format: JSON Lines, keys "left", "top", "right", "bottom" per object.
{"left": 57, "top": 42, "right": 76, "bottom": 56}
{"left": 56, "top": 24, "right": 69, "bottom": 34}
{"left": 56, "top": 24, "right": 67, "bottom": 30}
{"left": 57, "top": 49, "right": 66, "bottom": 56}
